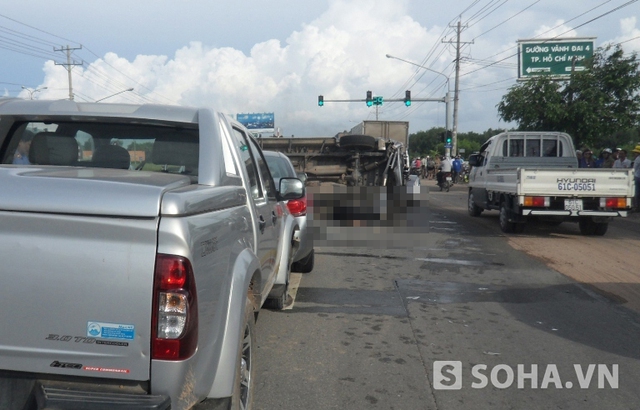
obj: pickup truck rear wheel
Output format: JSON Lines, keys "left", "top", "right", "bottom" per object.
{"left": 499, "top": 203, "right": 516, "bottom": 233}
{"left": 292, "top": 249, "right": 314, "bottom": 273}
{"left": 578, "top": 218, "right": 596, "bottom": 235}
{"left": 468, "top": 191, "right": 483, "bottom": 217}
{"left": 232, "top": 298, "right": 255, "bottom": 410}
{"left": 579, "top": 218, "right": 608, "bottom": 236}
{"left": 593, "top": 222, "right": 608, "bottom": 236}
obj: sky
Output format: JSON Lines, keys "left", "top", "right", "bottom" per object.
{"left": 1, "top": 0, "right": 639, "bottom": 137}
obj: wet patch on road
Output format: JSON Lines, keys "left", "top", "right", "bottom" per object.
{"left": 394, "top": 280, "right": 596, "bottom": 305}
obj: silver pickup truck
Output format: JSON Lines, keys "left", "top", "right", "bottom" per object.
{"left": 0, "top": 99, "right": 304, "bottom": 410}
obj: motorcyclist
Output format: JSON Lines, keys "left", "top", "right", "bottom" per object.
{"left": 436, "top": 156, "right": 452, "bottom": 186}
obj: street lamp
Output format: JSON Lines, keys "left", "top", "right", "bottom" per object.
{"left": 95, "top": 88, "right": 134, "bottom": 102}
{"left": 386, "top": 54, "right": 455, "bottom": 155}
{"left": 21, "top": 86, "right": 48, "bottom": 100}
{"left": 386, "top": 54, "right": 450, "bottom": 91}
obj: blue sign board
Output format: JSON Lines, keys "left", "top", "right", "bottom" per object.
{"left": 236, "top": 113, "right": 275, "bottom": 130}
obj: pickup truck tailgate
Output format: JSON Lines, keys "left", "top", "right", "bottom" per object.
{"left": 518, "top": 168, "right": 634, "bottom": 196}
{"left": 0, "top": 167, "right": 191, "bottom": 381}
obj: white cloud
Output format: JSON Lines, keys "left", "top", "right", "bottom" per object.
{"left": 24, "top": 1, "right": 640, "bottom": 137}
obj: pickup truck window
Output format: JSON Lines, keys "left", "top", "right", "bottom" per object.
{"left": 501, "top": 136, "right": 564, "bottom": 158}
{"left": 247, "top": 137, "right": 277, "bottom": 200}
{"left": 2, "top": 121, "right": 199, "bottom": 180}
{"left": 232, "top": 127, "right": 262, "bottom": 200}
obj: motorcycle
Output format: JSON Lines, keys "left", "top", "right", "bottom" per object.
{"left": 438, "top": 172, "right": 452, "bottom": 192}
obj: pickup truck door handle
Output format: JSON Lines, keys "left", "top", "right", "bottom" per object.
{"left": 258, "top": 215, "right": 266, "bottom": 234}
{"left": 272, "top": 211, "right": 277, "bottom": 225}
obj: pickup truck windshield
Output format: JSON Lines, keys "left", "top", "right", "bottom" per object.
{"left": 2, "top": 120, "right": 199, "bottom": 178}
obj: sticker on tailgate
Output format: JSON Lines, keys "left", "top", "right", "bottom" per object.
{"left": 87, "top": 322, "right": 135, "bottom": 340}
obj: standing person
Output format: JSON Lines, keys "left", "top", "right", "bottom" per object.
{"left": 427, "top": 156, "right": 436, "bottom": 179}
{"left": 579, "top": 149, "right": 597, "bottom": 168}
{"left": 576, "top": 150, "right": 583, "bottom": 164}
{"left": 613, "top": 149, "right": 632, "bottom": 168}
{"left": 452, "top": 155, "right": 462, "bottom": 183}
{"left": 632, "top": 145, "right": 640, "bottom": 211}
{"left": 596, "top": 148, "right": 614, "bottom": 168}
{"left": 415, "top": 157, "right": 421, "bottom": 176}
{"left": 421, "top": 156, "right": 427, "bottom": 179}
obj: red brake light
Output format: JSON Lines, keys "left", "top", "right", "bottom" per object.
{"left": 157, "top": 257, "right": 187, "bottom": 289}
{"left": 605, "top": 197, "right": 626, "bottom": 208}
{"left": 524, "top": 196, "right": 548, "bottom": 207}
{"left": 152, "top": 254, "right": 198, "bottom": 361}
{"left": 287, "top": 195, "right": 307, "bottom": 217}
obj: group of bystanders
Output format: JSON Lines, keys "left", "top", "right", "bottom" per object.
{"left": 579, "top": 146, "right": 640, "bottom": 212}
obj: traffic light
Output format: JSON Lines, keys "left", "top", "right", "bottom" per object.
{"left": 404, "top": 90, "right": 411, "bottom": 107}
{"left": 318, "top": 95, "right": 324, "bottom": 106}
{"left": 445, "top": 131, "right": 452, "bottom": 145}
{"left": 366, "top": 91, "right": 373, "bottom": 107}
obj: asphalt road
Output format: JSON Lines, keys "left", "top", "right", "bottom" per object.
{"left": 253, "top": 182, "right": 640, "bottom": 410}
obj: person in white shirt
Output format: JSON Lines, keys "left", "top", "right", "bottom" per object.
{"left": 437, "top": 156, "right": 452, "bottom": 186}
{"left": 613, "top": 149, "right": 632, "bottom": 168}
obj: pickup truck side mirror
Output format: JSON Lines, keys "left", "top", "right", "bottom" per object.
{"left": 468, "top": 154, "right": 482, "bottom": 167}
{"left": 278, "top": 177, "right": 305, "bottom": 200}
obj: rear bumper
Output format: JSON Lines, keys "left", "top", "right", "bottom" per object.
{"left": 522, "top": 209, "right": 628, "bottom": 217}
{"left": 33, "top": 382, "right": 170, "bottom": 410}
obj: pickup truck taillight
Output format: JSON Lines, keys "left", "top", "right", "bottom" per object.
{"left": 152, "top": 254, "right": 198, "bottom": 360}
{"left": 601, "top": 197, "right": 627, "bottom": 209}
{"left": 524, "top": 196, "right": 550, "bottom": 207}
{"left": 287, "top": 195, "right": 307, "bottom": 217}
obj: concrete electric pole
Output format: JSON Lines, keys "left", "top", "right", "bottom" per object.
{"left": 54, "top": 45, "right": 83, "bottom": 101}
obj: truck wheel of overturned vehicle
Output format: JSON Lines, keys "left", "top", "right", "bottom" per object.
{"left": 468, "top": 191, "right": 483, "bottom": 217}
{"left": 292, "top": 249, "right": 314, "bottom": 273}
{"left": 339, "top": 135, "right": 377, "bottom": 151}
{"left": 232, "top": 298, "right": 255, "bottom": 410}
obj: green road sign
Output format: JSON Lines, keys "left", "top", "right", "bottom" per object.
{"left": 518, "top": 38, "right": 595, "bottom": 79}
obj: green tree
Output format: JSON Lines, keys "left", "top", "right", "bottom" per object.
{"left": 497, "top": 45, "right": 640, "bottom": 148}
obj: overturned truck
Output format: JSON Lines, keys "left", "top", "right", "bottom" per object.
{"left": 258, "top": 121, "right": 411, "bottom": 187}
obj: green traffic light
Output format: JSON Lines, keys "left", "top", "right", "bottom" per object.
{"left": 318, "top": 95, "right": 324, "bottom": 106}
{"left": 366, "top": 100, "right": 373, "bottom": 107}
{"left": 405, "top": 100, "right": 411, "bottom": 107}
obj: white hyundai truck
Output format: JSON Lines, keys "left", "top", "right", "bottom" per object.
{"left": 467, "top": 131, "right": 634, "bottom": 235}
{"left": 0, "top": 99, "right": 304, "bottom": 410}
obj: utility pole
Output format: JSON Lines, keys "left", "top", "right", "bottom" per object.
{"left": 443, "top": 20, "right": 473, "bottom": 157}
{"left": 54, "top": 45, "right": 83, "bottom": 100}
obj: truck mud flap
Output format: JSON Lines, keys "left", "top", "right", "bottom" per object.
{"left": 31, "top": 382, "right": 170, "bottom": 410}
